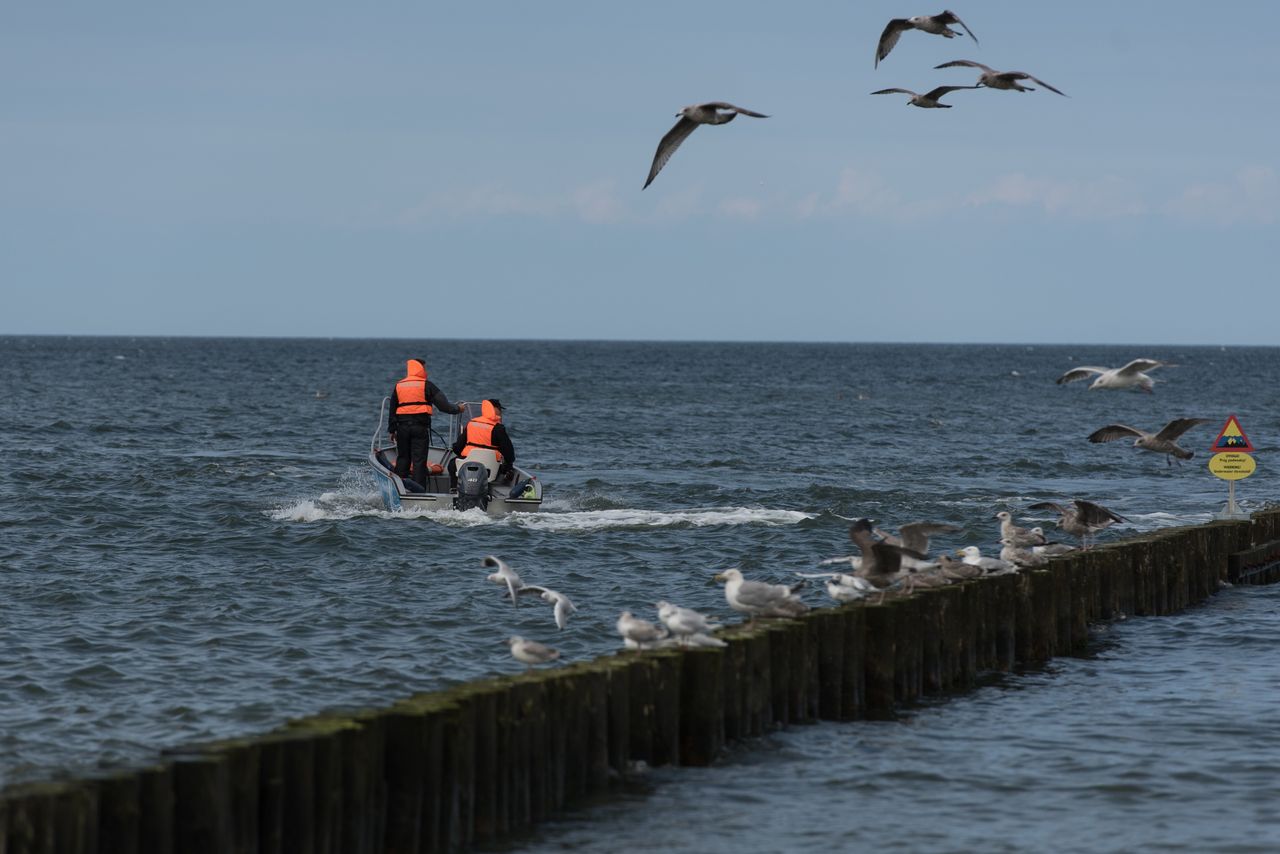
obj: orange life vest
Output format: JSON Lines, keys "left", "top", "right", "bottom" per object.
{"left": 394, "top": 360, "right": 433, "bottom": 416}
{"left": 461, "top": 400, "right": 504, "bottom": 462}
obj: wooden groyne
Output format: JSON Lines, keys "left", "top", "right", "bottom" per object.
{"left": 5, "top": 510, "right": 1280, "bottom": 853}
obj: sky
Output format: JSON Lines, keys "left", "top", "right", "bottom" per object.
{"left": 3, "top": 2, "right": 1277, "bottom": 344}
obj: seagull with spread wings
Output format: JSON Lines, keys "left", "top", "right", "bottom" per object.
{"left": 934, "top": 60, "right": 1067, "bottom": 95}
{"left": 876, "top": 10, "right": 979, "bottom": 67}
{"left": 1055, "top": 359, "right": 1170, "bottom": 392}
{"left": 871, "top": 85, "right": 979, "bottom": 108}
{"left": 1028, "top": 500, "right": 1127, "bottom": 550}
{"left": 1088, "top": 418, "right": 1210, "bottom": 466}
{"left": 643, "top": 102, "right": 769, "bottom": 189}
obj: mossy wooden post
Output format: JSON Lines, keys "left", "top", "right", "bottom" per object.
{"left": 800, "top": 618, "right": 822, "bottom": 723}
{"left": 1050, "top": 561, "right": 1076, "bottom": 655}
{"left": 916, "top": 589, "right": 944, "bottom": 695}
{"left": 679, "top": 647, "right": 726, "bottom": 766}
{"left": 812, "top": 610, "right": 846, "bottom": 719}
{"left": 743, "top": 628, "right": 774, "bottom": 735}
{"left": 382, "top": 705, "right": 428, "bottom": 854}
{"left": 626, "top": 657, "right": 658, "bottom": 766}
{"left": 788, "top": 620, "right": 817, "bottom": 723}
{"left": 51, "top": 783, "right": 98, "bottom": 854}
{"left": 977, "top": 580, "right": 1001, "bottom": 673}
{"left": 893, "top": 598, "right": 922, "bottom": 704}
{"left": 197, "top": 739, "right": 260, "bottom": 854}
{"left": 444, "top": 688, "right": 475, "bottom": 852}
{"left": 953, "top": 584, "right": 978, "bottom": 689}
{"left": 718, "top": 631, "right": 749, "bottom": 740}
{"left": 1131, "top": 537, "right": 1155, "bottom": 616}
{"left": 556, "top": 670, "right": 592, "bottom": 807}
{"left": 648, "top": 651, "right": 683, "bottom": 768}
{"left": 1013, "top": 573, "right": 1035, "bottom": 666}
{"left": 602, "top": 658, "right": 632, "bottom": 780}
{"left": 4, "top": 783, "right": 56, "bottom": 854}
{"left": 171, "top": 752, "right": 232, "bottom": 854}
{"left": 342, "top": 713, "right": 384, "bottom": 854}
{"left": 305, "top": 723, "right": 344, "bottom": 854}
{"left": 454, "top": 684, "right": 499, "bottom": 845}
{"left": 765, "top": 623, "right": 793, "bottom": 727}
{"left": 580, "top": 663, "right": 613, "bottom": 795}
{"left": 512, "top": 678, "right": 549, "bottom": 832}
{"left": 862, "top": 604, "right": 896, "bottom": 719}
{"left": 989, "top": 574, "right": 1017, "bottom": 672}
{"left": 94, "top": 771, "right": 141, "bottom": 854}
{"left": 1027, "top": 570, "right": 1056, "bottom": 663}
{"left": 840, "top": 606, "right": 866, "bottom": 720}
{"left": 1168, "top": 529, "right": 1191, "bottom": 612}
{"left": 1151, "top": 535, "right": 1174, "bottom": 615}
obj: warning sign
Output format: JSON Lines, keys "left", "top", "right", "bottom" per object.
{"left": 1209, "top": 415, "right": 1255, "bottom": 453}
{"left": 1208, "top": 452, "right": 1257, "bottom": 481}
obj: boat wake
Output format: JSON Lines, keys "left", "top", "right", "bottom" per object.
{"left": 269, "top": 492, "right": 811, "bottom": 531}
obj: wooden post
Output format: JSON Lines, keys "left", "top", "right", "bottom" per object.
{"left": 679, "top": 647, "right": 727, "bottom": 766}
{"left": 862, "top": 604, "right": 896, "bottom": 719}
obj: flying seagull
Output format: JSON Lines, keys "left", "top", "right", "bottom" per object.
{"left": 482, "top": 555, "right": 524, "bottom": 607}
{"left": 1028, "top": 500, "right": 1126, "bottom": 550}
{"left": 1055, "top": 359, "right": 1170, "bottom": 392}
{"left": 643, "top": 102, "right": 769, "bottom": 190}
{"left": 516, "top": 585, "right": 578, "bottom": 630}
{"left": 876, "top": 11, "right": 978, "bottom": 68}
{"left": 935, "top": 60, "right": 1067, "bottom": 95}
{"left": 871, "top": 85, "right": 979, "bottom": 108}
{"left": 1088, "top": 418, "right": 1210, "bottom": 466}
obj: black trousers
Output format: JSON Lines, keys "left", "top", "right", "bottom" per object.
{"left": 394, "top": 418, "right": 432, "bottom": 487}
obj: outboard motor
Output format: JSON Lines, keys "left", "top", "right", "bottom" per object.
{"left": 454, "top": 460, "right": 491, "bottom": 511}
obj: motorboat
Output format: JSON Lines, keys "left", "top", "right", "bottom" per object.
{"left": 369, "top": 399, "right": 543, "bottom": 513}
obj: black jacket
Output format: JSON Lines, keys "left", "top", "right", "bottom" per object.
{"left": 452, "top": 421, "right": 516, "bottom": 467}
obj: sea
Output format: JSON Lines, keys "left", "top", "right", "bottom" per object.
{"left": 1, "top": 337, "right": 1277, "bottom": 852}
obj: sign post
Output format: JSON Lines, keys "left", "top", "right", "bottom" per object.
{"left": 1208, "top": 415, "right": 1256, "bottom": 520}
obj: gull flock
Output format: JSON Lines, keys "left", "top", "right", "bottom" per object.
{"left": 479, "top": 6, "right": 1217, "bottom": 668}
{"left": 489, "top": 344, "right": 1213, "bottom": 668}
{"left": 644, "top": 7, "right": 1069, "bottom": 188}
{"left": 492, "top": 494, "right": 1123, "bottom": 668}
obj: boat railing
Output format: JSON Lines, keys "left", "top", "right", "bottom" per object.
{"left": 371, "top": 397, "right": 393, "bottom": 455}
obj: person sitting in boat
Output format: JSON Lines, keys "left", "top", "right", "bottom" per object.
{"left": 449, "top": 398, "right": 515, "bottom": 488}
{"left": 388, "top": 358, "right": 464, "bottom": 488}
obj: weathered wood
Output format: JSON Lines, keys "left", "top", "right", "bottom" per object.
{"left": 892, "top": 598, "right": 922, "bottom": 704}
{"left": 170, "top": 752, "right": 232, "bottom": 854}
{"left": 8, "top": 516, "right": 1280, "bottom": 854}
{"left": 94, "top": 771, "right": 141, "bottom": 854}
{"left": 840, "top": 605, "right": 866, "bottom": 720}
{"left": 679, "top": 648, "right": 726, "bottom": 766}
{"left": 862, "top": 604, "right": 896, "bottom": 719}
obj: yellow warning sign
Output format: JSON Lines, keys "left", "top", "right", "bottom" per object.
{"left": 1208, "top": 452, "right": 1256, "bottom": 480}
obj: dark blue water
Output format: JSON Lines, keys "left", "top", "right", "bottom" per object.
{"left": 2, "top": 337, "right": 1277, "bottom": 846}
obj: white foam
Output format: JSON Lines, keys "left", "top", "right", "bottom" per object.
{"left": 269, "top": 499, "right": 811, "bottom": 531}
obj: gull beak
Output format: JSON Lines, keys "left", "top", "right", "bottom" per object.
{"left": 713, "top": 572, "right": 727, "bottom": 582}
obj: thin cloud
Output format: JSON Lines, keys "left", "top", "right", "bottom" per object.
{"left": 966, "top": 173, "right": 1148, "bottom": 219}
{"left": 1164, "top": 166, "right": 1277, "bottom": 226}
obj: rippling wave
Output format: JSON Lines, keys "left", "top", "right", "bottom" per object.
{"left": 2, "top": 336, "right": 1278, "bottom": 807}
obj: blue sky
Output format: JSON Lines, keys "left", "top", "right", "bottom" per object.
{"left": 3, "top": 2, "right": 1277, "bottom": 344}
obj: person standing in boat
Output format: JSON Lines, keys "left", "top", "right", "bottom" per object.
{"left": 449, "top": 399, "right": 515, "bottom": 488}
{"left": 388, "top": 358, "right": 463, "bottom": 487}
